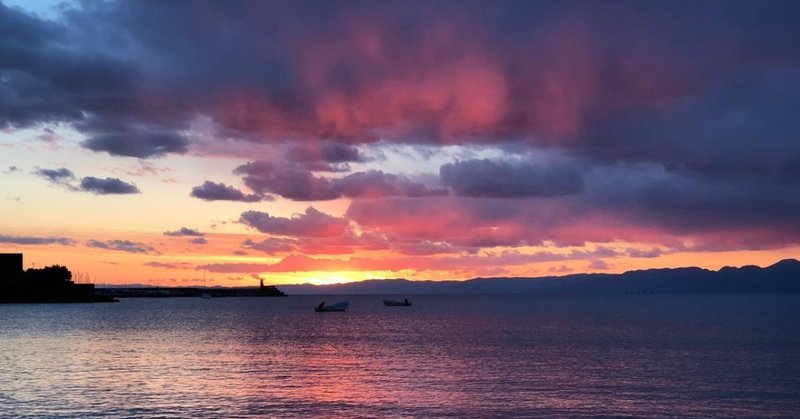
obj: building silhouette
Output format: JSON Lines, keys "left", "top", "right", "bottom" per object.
{"left": 0, "top": 253, "right": 23, "bottom": 280}
{"left": 0, "top": 253, "right": 115, "bottom": 303}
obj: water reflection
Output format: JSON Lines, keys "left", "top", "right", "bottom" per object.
{"left": 0, "top": 295, "right": 799, "bottom": 417}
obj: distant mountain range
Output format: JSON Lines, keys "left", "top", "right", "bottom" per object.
{"left": 280, "top": 259, "right": 800, "bottom": 295}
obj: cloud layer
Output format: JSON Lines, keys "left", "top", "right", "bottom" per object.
{"left": 80, "top": 177, "right": 140, "bottom": 195}
{"left": 87, "top": 239, "right": 155, "bottom": 254}
{"left": 33, "top": 167, "right": 140, "bottom": 195}
{"left": 190, "top": 181, "right": 262, "bottom": 202}
{"left": 0, "top": 234, "right": 74, "bottom": 246}
{"left": 164, "top": 227, "right": 204, "bottom": 237}
{"left": 240, "top": 207, "right": 349, "bottom": 238}
{"left": 3, "top": 0, "right": 800, "bottom": 275}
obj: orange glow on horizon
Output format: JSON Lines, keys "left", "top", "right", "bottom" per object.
{"left": 2, "top": 236, "right": 797, "bottom": 287}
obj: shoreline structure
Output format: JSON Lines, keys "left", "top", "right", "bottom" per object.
{"left": 0, "top": 253, "right": 286, "bottom": 303}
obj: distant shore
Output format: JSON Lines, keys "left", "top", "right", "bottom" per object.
{"left": 280, "top": 258, "right": 800, "bottom": 295}
{"left": 96, "top": 285, "right": 287, "bottom": 299}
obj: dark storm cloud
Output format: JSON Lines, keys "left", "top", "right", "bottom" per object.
{"left": 286, "top": 141, "right": 366, "bottom": 171}
{"left": 4, "top": 0, "right": 800, "bottom": 160}
{"left": 579, "top": 69, "right": 800, "bottom": 179}
{"left": 0, "top": 234, "right": 74, "bottom": 246}
{"left": 4, "top": 0, "right": 800, "bottom": 249}
{"left": 235, "top": 162, "right": 339, "bottom": 201}
{"left": 240, "top": 207, "right": 349, "bottom": 238}
{"left": 580, "top": 163, "right": 800, "bottom": 243}
{"left": 3, "top": 0, "right": 799, "bottom": 146}
{"left": 164, "top": 227, "right": 204, "bottom": 237}
{"left": 33, "top": 167, "right": 141, "bottom": 195}
{"left": 82, "top": 129, "right": 188, "bottom": 158}
{"left": 79, "top": 177, "right": 140, "bottom": 195}
{"left": 334, "top": 171, "right": 447, "bottom": 199}
{"left": 190, "top": 181, "right": 263, "bottom": 202}
{"left": 343, "top": 162, "right": 800, "bottom": 250}
{"left": 33, "top": 167, "right": 80, "bottom": 191}
{"left": 0, "top": 2, "right": 187, "bottom": 157}
{"left": 234, "top": 161, "right": 444, "bottom": 201}
{"left": 440, "top": 159, "right": 583, "bottom": 198}
{"left": 34, "top": 167, "right": 75, "bottom": 183}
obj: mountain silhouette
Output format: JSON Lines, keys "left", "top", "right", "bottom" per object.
{"left": 280, "top": 259, "right": 800, "bottom": 295}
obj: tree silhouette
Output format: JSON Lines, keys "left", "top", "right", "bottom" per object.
{"left": 24, "top": 265, "right": 73, "bottom": 283}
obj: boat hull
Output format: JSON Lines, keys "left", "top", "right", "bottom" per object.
{"left": 315, "top": 301, "right": 349, "bottom": 312}
{"left": 383, "top": 299, "right": 412, "bottom": 306}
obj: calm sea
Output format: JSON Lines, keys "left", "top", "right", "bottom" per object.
{"left": 0, "top": 294, "right": 798, "bottom": 417}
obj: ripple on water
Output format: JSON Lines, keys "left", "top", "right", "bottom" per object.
{"left": 0, "top": 294, "right": 799, "bottom": 417}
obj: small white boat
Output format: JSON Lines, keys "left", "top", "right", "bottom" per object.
{"left": 315, "top": 301, "right": 349, "bottom": 312}
{"left": 201, "top": 293, "right": 212, "bottom": 299}
{"left": 383, "top": 299, "right": 412, "bottom": 307}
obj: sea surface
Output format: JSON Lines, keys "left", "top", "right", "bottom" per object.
{"left": 0, "top": 294, "right": 799, "bottom": 418}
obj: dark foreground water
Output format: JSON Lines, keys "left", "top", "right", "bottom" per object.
{"left": 0, "top": 294, "right": 799, "bottom": 418}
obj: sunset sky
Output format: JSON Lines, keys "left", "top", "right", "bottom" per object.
{"left": 1, "top": 0, "right": 799, "bottom": 286}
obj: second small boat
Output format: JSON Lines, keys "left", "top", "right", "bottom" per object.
{"left": 315, "top": 301, "right": 349, "bottom": 312}
{"left": 383, "top": 299, "right": 412, "bottom": 307}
